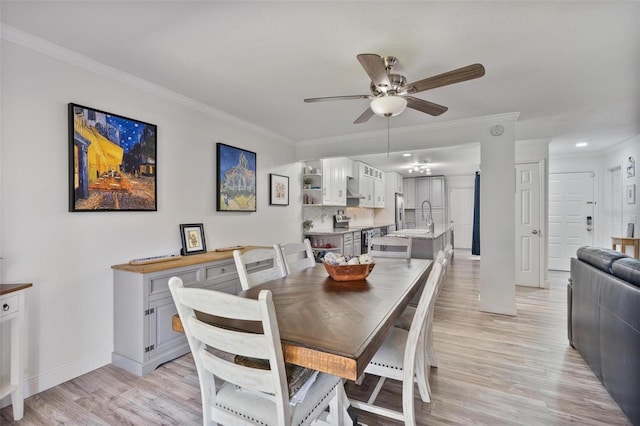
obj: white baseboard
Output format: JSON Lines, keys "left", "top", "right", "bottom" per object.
{"left": 0, "top": 347, "right": 111, "bottom": 409}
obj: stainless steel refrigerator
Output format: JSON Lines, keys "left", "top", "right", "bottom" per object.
{"left": 395, "top": 193, "right": 405, "bottom": 230}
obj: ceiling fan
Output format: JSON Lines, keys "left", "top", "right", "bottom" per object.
{"left": 304, "top": 54, "right": 485, "bottom": 124}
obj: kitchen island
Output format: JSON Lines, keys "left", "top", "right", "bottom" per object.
{"left": 388, "top": 225, "right": 453, "bottom": 259}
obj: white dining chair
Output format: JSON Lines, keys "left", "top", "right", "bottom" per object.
{"left": 279, "top": 238, "right": 316, "bottom": 274}
{"left": 233, "top": 247, "right": 287, "bottom": 291}
{"left": 368, "top": 236, "right": 412, "bottom": 259}
{"left": 349, "top": 262, "right": 444, "bottom": 425}
{"left": 169, "top": 277, "right": 346, "bottom": 426}
{"left": 396, "top": 252, "right": 448, "bottom": 369}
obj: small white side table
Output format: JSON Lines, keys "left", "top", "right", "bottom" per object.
{"left": 0, "top": 283, "right": 32, "bottom": 421}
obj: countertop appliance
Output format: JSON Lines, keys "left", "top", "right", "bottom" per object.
{"left": 333, "top": 212, "right": 350, "bottom": 228}
{"left": 395, "top": 192, "right": 405, "bottom": 230}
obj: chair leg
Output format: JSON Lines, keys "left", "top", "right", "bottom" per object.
{"left": 402, "top": 370, "right": 417, "bottom": 426}
{"left": 328, "top": 381, "right": 346, "bottom": 426}
{"left": 415, "top": 334, "right": 432, "bottom": 403}
{"left": 354, "top": 373, "right": 365, "bottom": 385}
{"left": 426, "top": 310, "right": 438, "bottom": 368}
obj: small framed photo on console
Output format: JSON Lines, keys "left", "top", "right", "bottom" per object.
{"left": 627, "top": 223, "right": 635, "bottom": 238}
{"left": 180, "top": 223, "right": 207, "bottom": 255}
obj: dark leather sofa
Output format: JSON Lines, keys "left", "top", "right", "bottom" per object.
{"left": 568, "top": 246, "right": 640, "bottom": 425}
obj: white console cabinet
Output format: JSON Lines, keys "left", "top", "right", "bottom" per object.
{"left": 0, "top": 283, "right": 32, "bottom": 421}
{"left": 112, "top": 249, "right": 266, "bottom": 376}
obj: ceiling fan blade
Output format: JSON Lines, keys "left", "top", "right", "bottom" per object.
{"left": 354, "top": 108, "right": 375, "bottom": 124}
{"left": 357, "top": 54, "right": 391, "bottom": 89}
{"left": 304, "top": 95, "right": 370, "bottom": 103}
{"left": 405, "top": 96, "right": 448, "bottom": 116}
{"left": 405, "top": 63, "right": 485, "bottom": 94}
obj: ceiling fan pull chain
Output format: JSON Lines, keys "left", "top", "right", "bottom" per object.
{"left": 387, "top": 116, "right": 390, "bottom": 157}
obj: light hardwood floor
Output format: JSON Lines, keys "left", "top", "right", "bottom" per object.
{"left": 1, "top": 250, "right": 631, "bottom": 425}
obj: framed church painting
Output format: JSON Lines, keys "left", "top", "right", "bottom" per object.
{"left": 216, "top": 143, "right": 257, "bottom": 212}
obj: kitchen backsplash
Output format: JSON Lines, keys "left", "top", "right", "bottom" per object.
{"left": 303, "top": 206, "right": 375, "bottom": 231}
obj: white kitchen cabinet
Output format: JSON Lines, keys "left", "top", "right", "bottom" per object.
{"left": 404, "top": 178, "right": 416, "bottom": 209}
{"left": 353, "top": 232, "right": 362, "bottom": 256}
{"left": 112, "top": 252, "right": 269, "bottom": 376}
{"left": 415, "top": 177, "right": 430, "bottom": 210}
{"left": 374, "top": 170, "right": 385, "bottom": 208}
{"left": 358, "top": 162, "right": 374, "bottom": 208}
{"left": 322, "top": 157, "right": 347, "bottom": 206}
{"left": 429, "top": 176, "right": 445, "bottom": 209}
{"left": 343, "top": 232, "right": 353, "bottom": 256}
{"left": 413, "top": 176, "right": 447, "bottom": 228}
{"left": 386, "top": 172, "right": 404, "bottom": 194}
{"left": 303, "top": 158, "right": 348, "bottom": 206}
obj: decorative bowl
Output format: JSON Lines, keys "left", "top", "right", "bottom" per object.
{"left": 322, "top": 260, "right": 375, "bottom": 281}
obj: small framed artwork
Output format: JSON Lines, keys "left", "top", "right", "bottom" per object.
{"left": 68, "top": 103, "right": 157, "bottom": 212}
{"left": 269, "top": 174, "right": 289, "bottom": 206}
{"left": 179, "top": 223, "right": 207, "bottom": 255}
{"left": 627, "top": 223, "right": 635, "bottom": 238}
{"left": 627, "top": 156, "right": 636, "bottom": 178}
{"left": 216, "top": 143, "right": 257, "bottom": 212}
{"left": 627, "top": 184, "right": 636, "bottom": 204}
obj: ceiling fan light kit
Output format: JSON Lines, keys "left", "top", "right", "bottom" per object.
{"left": 370, "top": 96, "right": 407, "bottom": 117}
{"left": 304, "top": 53, "right": 485, "bottom": 124}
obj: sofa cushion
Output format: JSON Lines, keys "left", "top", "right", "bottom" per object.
{"left": 611, "top": 257, "right": 640, "bottom": 287}
{"left": 576, "top": 246, "right": 628, "bottom": 273}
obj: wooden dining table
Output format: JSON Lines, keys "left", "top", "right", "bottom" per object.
{"left": 172, "top": 257, "right": 432, "bottom": 381}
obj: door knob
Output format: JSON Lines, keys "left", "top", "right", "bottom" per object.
{"left": 531, "top": 230, "right": 538, "bottom": 234}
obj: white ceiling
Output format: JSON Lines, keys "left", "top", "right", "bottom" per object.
{"left": 2, "top": 1, "right": 638, "bottom": 176}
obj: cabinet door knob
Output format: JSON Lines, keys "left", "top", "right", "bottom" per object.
{"left": 2, "top": 303, "right": 9, "bottom": 311}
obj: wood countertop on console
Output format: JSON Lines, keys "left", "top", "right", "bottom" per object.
{"left": 0, "top": 283, "right": 33, "bottom": 296}
{"left": 111, "top": 246, "right": 264, "bottom": 273}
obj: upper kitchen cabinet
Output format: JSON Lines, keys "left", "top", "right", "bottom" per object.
{"left": 357, "top": 161, "right": 374, "bottom": 208}
{"left": 429, "top": 176, "right": 445, "bottom": 209}
{"left": 386, "top": 172, "right": 404, "bottom": 195}
{"left": 323, "top": 157, "right": 348, "bottom": 206}
{"left": 302, "top": 158, "right": 348, "bottom": 206}
{"left": 373, "top": 168, "right": 385, "bottom": 208}
{"left": 403, "top": 178, "right": 416, "bottom": 209}
{"left": 404, "top": 176, "right": 445, "bottom": 210}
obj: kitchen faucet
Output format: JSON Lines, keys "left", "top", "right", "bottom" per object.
{"left": 421, "top": 200, "right": 435, "bottom": 234}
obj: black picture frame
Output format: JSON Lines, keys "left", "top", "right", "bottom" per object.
{"left": 627, "top": 223, "right": 635, "bottom": 238}
{"left": 68, "top": 103, "right": 157, "bottom": 212}
{"left": 269, "top": 173, "right": 289, "bottom": 206}
{"left": 216, "top": 143, "right": 257, "bottom": 212}
{"left": 179, "top": 223, "right": 207, "bottom": 255}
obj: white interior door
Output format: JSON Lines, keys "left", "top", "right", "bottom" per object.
{"left": 449, "top": 188, "right": 474, "bottom": 249}
{"left": 515, "top": 163, "right": 542, "bottom": 287}
{"left": 548, "top": 172, "right": 595, "bottom": 271}
{"left": 609, "top": 167, "right": 623, "bottom": 238}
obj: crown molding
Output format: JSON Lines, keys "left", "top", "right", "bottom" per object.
{"left": 298, "top": 112, "right": 521, "bottom": 146}
{"left": 0, "top": 24, "right": 293, "bottom": 145}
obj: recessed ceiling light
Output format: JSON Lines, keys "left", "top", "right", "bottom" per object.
{"left": 576, "top": 142, "right": 588, "bottom": 147}
{"left": 402, "top": 153, "right": 412, "bottom": 157}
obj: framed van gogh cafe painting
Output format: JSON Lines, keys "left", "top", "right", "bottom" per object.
{"left": 216, "top": 143, "right": 257, "bottom": 212}
{"left": 68, "top": 103, "right": 157, "bottom": 212}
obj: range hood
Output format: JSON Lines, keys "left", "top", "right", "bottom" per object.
{"left": 346, "top": 188, "right": 365, "bottom": 199}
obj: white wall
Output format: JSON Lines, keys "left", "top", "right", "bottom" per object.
{"left": 604, "top": 137, "right": 640, "bottom": 249}
{"left": 0, "top": 40, "right": 302, "bottom": 400}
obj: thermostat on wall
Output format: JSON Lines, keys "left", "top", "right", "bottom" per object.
{"left": 490, "top": 124, "right": 504, "bottom": 136}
